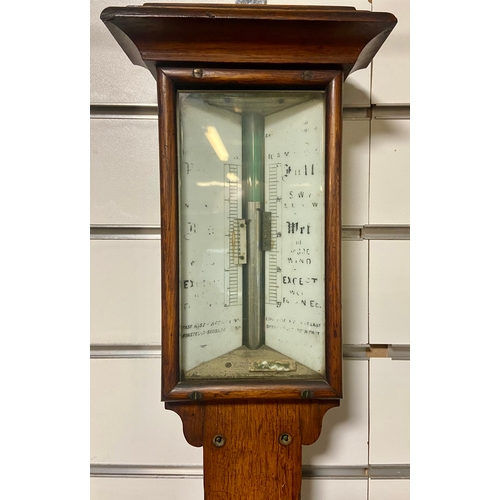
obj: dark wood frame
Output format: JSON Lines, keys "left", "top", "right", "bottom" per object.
{"left": 158, "top": 67, "right": 343, "bottom": 403}
{"left": 101, "top": 4, "right": 397, "bottom": 79}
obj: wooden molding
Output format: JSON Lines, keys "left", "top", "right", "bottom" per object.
{"left": 101, "top": 4, "right": 397, "bottom": 78}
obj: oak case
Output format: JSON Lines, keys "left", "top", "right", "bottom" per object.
{"left": 158, "top": 67, "right": 343, "bottom": 404}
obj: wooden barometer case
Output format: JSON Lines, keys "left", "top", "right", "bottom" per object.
{"left": 101, "top": 4, "right": 396, "bottom": 499}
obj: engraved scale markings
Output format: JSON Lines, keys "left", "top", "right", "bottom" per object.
{"left": 266, "top": 162, "right": 282, "bottom": 306}
{"left": 224, "top": 163, "right": 243, "bottom": 307}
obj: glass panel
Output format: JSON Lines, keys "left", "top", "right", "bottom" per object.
{"left": 178, "top": 91, "right": 325, "bottom": 381}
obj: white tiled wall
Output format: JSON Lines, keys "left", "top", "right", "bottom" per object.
{"left": 369, "top": 241, "right": 410, "bottom": 345}
{"left": 90, "top": 240, "right": 161, "bottom": 344}
{"left": 342, "top": 241, "right": 368, "bottom": 345}
{"left": 90, "top": 119, "right": 160, "bottom": 225}
{"left": 90, "top": 0, "right": 410, "bottom": 498}
{"left": 90, "top": 359, "right": 366, "bottom": 467}
{"left": 369, "top": 359, "right": 410, "bottom": 465}
{"left": 91, "top": 478, "right": 204, "bottom": 499}
{"left": 342, "top": 121, "right": 370, "bottom": 226}
{"left": 90, "top": 358, "right": 202, "bottom": 465}
{"left": 369, "top": 120, "right": 410, "bottom": 224}
{"left": 302, "top": 479, "right": 367, "bottom": 500}
{"left": 303, "top": 361, "right": 368, "bottom": 466}
{"left": 371, "top": 0, "right": 410, "bottom": 105}
{"left": 369, "top": 479, "right": 410, "bottom": 500}
{"left": 91, "top": 478, "right": 369, "bottom": 500}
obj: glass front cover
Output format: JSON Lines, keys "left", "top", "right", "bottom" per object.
{"left": 178, "top": 91, "right": 326, "bottom": 381}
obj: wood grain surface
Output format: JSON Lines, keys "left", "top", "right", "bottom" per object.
{"left": 166, "top": 401, "right": 338, "bottom": 499}
{"left": 101, "top": 4, "right": 397, "bottom": 77}
{"left": 157, "top": 68, "right": 179, "bottom": 398}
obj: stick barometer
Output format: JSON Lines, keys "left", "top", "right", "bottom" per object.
{"left": 100, "top": 4, "right": 396, "bottom": 498}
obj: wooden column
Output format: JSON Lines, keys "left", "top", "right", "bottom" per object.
{"left": 168, "top": 401, "right": 338, "bottom": 500}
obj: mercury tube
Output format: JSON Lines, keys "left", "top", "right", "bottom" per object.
{"left": 242, "top": 112, "right": 265, "bottom": 350}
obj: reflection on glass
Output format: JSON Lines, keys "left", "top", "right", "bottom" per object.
{"left": 178, "top": 91, "right": 325, "bottom": 381}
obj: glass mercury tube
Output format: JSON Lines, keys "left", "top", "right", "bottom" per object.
{"left": 242, "top": 112, "right": 265, "bottom": 350}
{"left": 178, "top": 91, "right": 326, "bottom": 381}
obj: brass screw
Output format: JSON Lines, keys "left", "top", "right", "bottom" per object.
{"left": 212, "top": 435, "right": 226, "bottom": 447}
{"left": 279, "top": 433, "right": 292, "bottom": 446}
{"left": 193, "top": 68, "right": 203, "bottom": 78}
{"left": 189, "top": 391, "right": 202, "bottom": 401}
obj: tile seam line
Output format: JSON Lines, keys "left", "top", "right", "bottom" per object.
{"left": 89, "top": 344, "right": 410, "bottom": 361}
{"left": 89, "top": 464, "right": 410, "bottom": 479}
{"left": 89, "top": 104, "right": 410, "bottom": 120}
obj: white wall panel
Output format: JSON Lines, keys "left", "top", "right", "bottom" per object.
{"left": 369, "top": 479, "right": 410, "bottom": 500}
{"left": 90, "top": 0, "right": 235, "bottom": 104}
{"left": 91, "top": 477, "right": 203, "bottom": 500}
{"left": 369, "top": 120, "right": 410, "bottom": 224}
{"left": 343, "top": 68, "right": 371, "bottom": 107}
{"left": 302, "top": 479, "right": 367, "bottom": 500}
{"left": 342, "top": 121, "right": 370, "bottom": 225}
{"left": 90, "top": 119, "right": 160, "bottom": 225}
{"left": 342, "top": 241, "right": 368, "bottom": 345}
{"left": 91, "top": 238, "right": 369, "bottom": 346}
{"left": 90, "top": 140, "right": 370, "bottom": 349}
{"left": 91, "top": 117, "right": 370, "bottom": 227}
{"left": 90, "top": 240, "right": 161, "bottom": 345}
{"left": 91, "top": 477, "right": 368, "bottom": 500}
{"left": 91, "top": 358, "right": 367, "bottom": 467}
{"left": 369, "top": 241, "right": 410, "bottom": 344}
{"left": 342, "top": 68, "right": 371, "bottom": 107}
{"left": 303, "top": 360, "right": 368, "bottom": 466}
{"left": 369, "top": 359, "right": 410, "bottom": 465}
{"left": 90, "top": 358, "right": 203, "bottom": 465}
{"left": 371, "top": 0, "right": 410, "bottom": 104}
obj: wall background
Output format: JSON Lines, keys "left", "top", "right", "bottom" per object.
{"left": 90, "top": 1, "right": 410, "bottom": 498}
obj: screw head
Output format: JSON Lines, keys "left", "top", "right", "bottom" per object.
{"left": 189, "top": 391, "right": 202, "bottom": 401}
{"left": 279, "top": 433, "right": 292, "bottom": 446}
{"left": 193, "top": 68, "right": 203, "bottom": 78}
{"left": 212, "top": 435, "right": 226, "bottom": 447}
